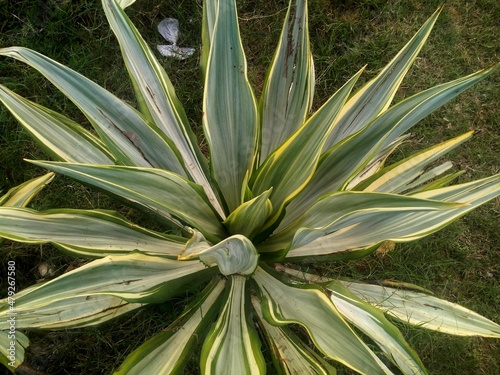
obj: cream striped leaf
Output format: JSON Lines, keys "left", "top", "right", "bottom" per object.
{"left": 343, "top": 281, "right": 500, "bottom": 337}
{"left": 254, "top": 267, "right": 392, "bottom": 375}
{"left": 201, "top": 275, "right": 265, "bottom": 375}
{"left": 327, "top": 281, "right": 427, "bottom": 375}
{"left": 283, "top": 66, "right": 496, "bottom": 228}
{"left": 259, "top": 0, "right": 314, "bottom": 161}
{"left": 354, "top": 132, "right": 473, "bottom": 193}
{"left": 0, "top": 252, "right": 211, "bottom": 305}
{"left": 102, "top": 0, "right": 225, "bottom": 217}
{"left": 324, "top": 6, "right": 443, "bottom": 148}
{"left": 0, "top": 294, "right": 142, "bottom": 330}
{"left": 114, "top": 278, "right": 225, "bottom": 375}
{"left": 251, "top": 68, "right": 363, "bottom": 227}
{"left": 223, "top": 189, "right": 273, "bottom": 239}
{"left": 203, "top": 0, "right": 259, "bottom": 212}
{"left": 0, "top": 86, "right": 113, "bottom": 164}
{"left": 251, "top": 295, "right": 337, "bottom": 375}
{"left": 28, "top": 161, "right": 226, "bottom": 242}
{"left": 0, "top": 173, "right": 54, "bottom": 207}
{"left": 0, "top": 207, "right": 185, "bottom": 258}
{"left": 284, "top": 175, "right": 499, "bottom": 259}
{"left": 0, "top": 47, "right": 186, "bottom": 174}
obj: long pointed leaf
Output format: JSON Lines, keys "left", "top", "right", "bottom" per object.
{"left": 251, "top": 68, "right": 362, "bottom": 227}
{"left": 0, "top": 173, "right": 54, "bottom": 207}
{"left": 259, "top": 0, "right": 314, "bottom": 161}
{"left": 327, "top": 281, "right": 428, "bottom": 375}
{"left": 283, "top": 66, "right": 496, "bottom": 227}
{"left": 0, "top": 47, "right": 186, "bottom": 174}
{"left": 354, "top": 132, "right": 473, "bottom": 193}
{"left": 0, "top": 294, "right": 143, "bottom": 330}
{"left": 343, "top": 281, "right": 500, "bottom": 337}
{"left": 0, "top": 253, "right": 211, "bottom": 305}
{"left": 28, "top": 161, "right": 226, "bottom": 242}
{"left": 324, "top": 6, "right": 443, "bottom": 148}
{"left": 251, "top": 295, "right": 336, "bottom": 375}
{"left": 0, "top": 85, "right": 114, "bottom": 164}
{"left": 203, "top": 0, "right": 259, "bottom": 212}
{"left": 284, "top": 175, "right": 499, "bottom": 259}
{"left": 0, "top": 207, "right": 185, "bottom": 258}
{"left": 263, "top": 191, "right": 460, "bottom": 255}
{"left": 102, "top": 0, "right": 225, "bottom": 217}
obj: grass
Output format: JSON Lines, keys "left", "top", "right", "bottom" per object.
{"left": 0, "top": 0, "right": 499, "bottom": 374}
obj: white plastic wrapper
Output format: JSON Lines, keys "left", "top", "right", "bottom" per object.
{"left": 157, "top": 18, "right": 195, "bottom": 60}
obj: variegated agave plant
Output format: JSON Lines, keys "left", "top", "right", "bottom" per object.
{"left": 0, "top": 0, "right": 499, "bottom": 374}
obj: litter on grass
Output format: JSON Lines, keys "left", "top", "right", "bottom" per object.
{"left": 157, "top": 18, "right": 195, "bottom": 60}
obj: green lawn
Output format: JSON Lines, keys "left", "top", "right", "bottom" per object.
{"left": 0, "top": 0, "right": 498, "bottom": 374}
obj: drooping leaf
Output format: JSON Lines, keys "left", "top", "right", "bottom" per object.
{"left": 251, "top": 295, "right": 337, "bottom": 375}
{"left": 326, "top": 281, "right": 428, "bottom": 374}
{"left": 203, "top": 0, "right": 259, "bottom": 212}
{"left": 0, "top": 47, "right": 186, "bottom": 174}
{"left": 201, "top": 275, "right": 266, "bottom": 375}
{"left": 0, "top": 207, "right": 185, "bottom": 258}
{"left": 0, "top": 86, "right": 114, "bottom": 164}
{"left": 254, "top": 266, "right": 391, "bottom": 374}
{"left": 0, "top": 252, "right": 212, "bottom": 305}
{"left": 114, "top": 278, "right": 225, "bottom": 375}
{"left": 0, "top": 173, "right": 54, "bottom": 207}
{"left": 179, "top": 235, "right": 259, "bottom": 276}
{"left": 28, "top": 161, "right": 226, "bottom": 242}
{"left": 0, "top": 294, "right": 143, "bottom": 330}
{"left": 343, "top": 281, "right": 500, "bottom": 337}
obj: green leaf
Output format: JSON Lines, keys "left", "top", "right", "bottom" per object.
{"left": 0, "top": 85, "right": 114, "bottom": 164}
{"left": 0, "top": 331, "right": 29, "bottom": 371}
{"left": 201, "top": 0, "right": 218, "bottom": 77}
{"left": 0, "top": 173, "right": 54, "bottom": 207}
{"left": 201, "top": 275, "right": 265, "bottom": 375}
{"left": 102, "top": 0, "right": 225, "bottom": 218}
{"left": 0, "top": 252, "right": 211, "bottom": 305}
{"left": 0, "top": 47, "right": 186, "bottom": 175}
{"left": 282, "top": 176, "right": 499, "bottom": 259}
{"left": 254, "top": 266, "right": 391, "bottom": 374}
{"left": 326, "top": 281, "right": 427, "bottom": 375}
{"left": 343, "top": 281, "right": 500, "bottom": 337}
{"left": 223, "top": 189, "right": 273, "bottom": 238}
{"left": 0, "top": 294, "right": 143, "bottom": 330}
{"left": 259, "top": 0, "right": 315, "bottom": 161}
{"left": 251, "top": 68, "right": 363, "bottom": 227}
{"left": 262, "top": 191, "right": 460, "bottom": 256}
{"left": 203, "top": 0, "right": 259, "bottom": 212}
{"left": 284, "top": 66, "right": 496, "bottom": 227}
{"left": 251, "top": 295, "right": 337, "bottom": 375}
{"left": 114, "top": 278, "right": 225, "bottom": 375}
{"left": 354, "top": 132, "right": 473, "bottom": 193}
{"left": 0, "top": 207, "right": 186, "bottom": 258}
{"left": 324, "top": 5, "right": 443, "bottom": 148}
{"left": 28, "top": 161, "right": 226, "bottom": 242}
